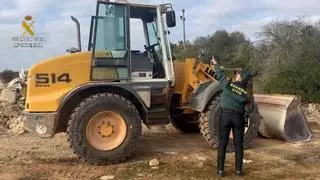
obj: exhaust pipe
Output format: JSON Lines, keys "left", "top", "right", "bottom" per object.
{"left": 254, "top": 94, "right": 312, "bottom": 142}
{"left": 67, "top": 16, "right": 82, "bottom": 53}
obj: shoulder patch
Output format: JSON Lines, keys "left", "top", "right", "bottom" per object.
{"left": 230, "top": 83, "right": 247, "bottom": 96}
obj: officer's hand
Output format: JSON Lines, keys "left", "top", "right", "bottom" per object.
{"left": 210, "top": 56, "right": 217, "bottom": 65}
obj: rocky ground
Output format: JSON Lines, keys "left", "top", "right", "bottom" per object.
{"left": 0, "top": 99, "right": 26, "bottom": 136}
{"left": 0, "top": 103, "right": 319, "bottom": 180}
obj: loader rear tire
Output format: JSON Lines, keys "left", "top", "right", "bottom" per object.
{"left": 199, "top": 93, "right": 260, "bottom": 152}
{"left": 67, "top": 93, "right": 142, "bottom": 165}
{"left": 171, "top": 113, "right": 200, "bottom": 133}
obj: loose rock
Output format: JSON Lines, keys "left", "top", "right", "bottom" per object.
{"left": 100, "top": 175, "right": 115, "bottom": 180}
{"left": 243, "top": 159, "right": 253, "bottom": 164}
{"left": 0, "top": 89, "right": 17, "bottom": 105}
{"left": 7, "top": 78, "right": 23, "bottom": 91}
{"left": 164, "top": 152, "right": 178, "bottom": 155}
{"left": 149, "top": 159, "right": 160, "bottom": 167}
{"left": 0, "top": 81, "right": 4, "bottom": 89}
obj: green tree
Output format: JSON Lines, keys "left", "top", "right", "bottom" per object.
{"left": 0, "top": 69, "right": 17, "bottom": 83}
{"left": 258, "top": 18, "right": 320, "bottom": 101}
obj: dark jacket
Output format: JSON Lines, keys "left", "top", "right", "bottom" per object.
{"left": 215, "top": 65, "right": 253, "bottom": 114}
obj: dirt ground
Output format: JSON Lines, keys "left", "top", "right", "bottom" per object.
{"left": 0, "top": 119, "right": 319, "bottom": 180}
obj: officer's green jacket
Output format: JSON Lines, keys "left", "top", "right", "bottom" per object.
{"left": 215, "top": 65, "right": 253, "bottom": 114}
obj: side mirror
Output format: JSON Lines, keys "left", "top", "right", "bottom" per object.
{"left": 166, "top": 11, "right": 176, "bottom": 28}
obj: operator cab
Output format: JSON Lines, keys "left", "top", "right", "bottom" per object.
{"left": 87, "top": 1, "right": 176, "bottom": 82}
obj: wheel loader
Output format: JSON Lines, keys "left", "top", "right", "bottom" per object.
{"left": 24, "top": 0, "right": 311, "bottom": 165}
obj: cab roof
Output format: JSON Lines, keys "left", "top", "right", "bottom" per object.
{"left": 99, "top": 0, "right": 158, "bottom": 8}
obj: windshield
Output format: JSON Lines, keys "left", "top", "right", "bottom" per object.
{"left": 146, "top": 21, "right": 162, "bottom": 60}
{"left": 94, "top": 3, "right": 127, "bottom": 59}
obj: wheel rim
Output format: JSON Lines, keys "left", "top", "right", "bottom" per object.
{"left": 86, "top": 111, "right": 127, "bottom": 151}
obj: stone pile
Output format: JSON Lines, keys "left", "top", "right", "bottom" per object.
{"left": 0, "top": 77, "right": 26, "bottom": 136}
{"left": 302, "top": 103, "right": 320, "bottom": 124}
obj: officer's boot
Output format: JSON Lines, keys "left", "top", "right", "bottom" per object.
{"left": 236, "top": 170, "right": 244, "bottom": 176}
{"left": 217, "top": 170, "right": 224, "bottom": 177}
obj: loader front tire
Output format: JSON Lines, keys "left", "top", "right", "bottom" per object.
{"left": 67, "top": 93, "right": 142, "bottom": 165}
{"left": 171, "top": 113, "right": 200, "bottom": 133}
{"left": 199, "top": 93, "right": 260, "bottom": 152}
{"left": 199, "top": 94, "right": 220, "bottom": 148}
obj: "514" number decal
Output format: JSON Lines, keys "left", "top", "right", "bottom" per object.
{"left": 36, "top": 73, "right": 72, "bottom": 84}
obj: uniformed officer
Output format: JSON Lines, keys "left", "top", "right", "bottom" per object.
{"left": 210, "top": 56, "right": 253, "bottom": 177}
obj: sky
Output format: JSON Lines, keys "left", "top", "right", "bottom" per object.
{"left": 0, "top": 0, "right": 320, "bottom": 71}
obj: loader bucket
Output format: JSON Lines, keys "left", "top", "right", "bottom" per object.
{"left": 253, "top": 94, "right": 312, "bottom": 142}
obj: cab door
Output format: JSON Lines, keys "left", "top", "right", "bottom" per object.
{"left": 91, "top": 2, "right": 130, "bottom": 81}
{"left": 129, "top": 5, "right": 171, "bottom": 125}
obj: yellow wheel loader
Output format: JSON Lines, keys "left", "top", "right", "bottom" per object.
{"left": 24, "top": 0, "right": 311, "bottom": 165}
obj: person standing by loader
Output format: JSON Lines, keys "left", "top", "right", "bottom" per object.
{"left": 210, "top": 56, "right": 253, "bottom": 177}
